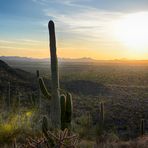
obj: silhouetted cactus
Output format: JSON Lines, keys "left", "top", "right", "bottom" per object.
{"left": 42, "top": 116, "right": 49, "bottom": 135}
{"left": 96, "top": 102, "right": 105, "bottom": 138}
{"left": 42, "top": 116, "right": 54, "bottom": 147}
{"left": 36, "top": 70, "right": 40, "bottom": 78}
{"left": 39, "top": 78, "right": 51, "bottom": 100}
{"left": 60, "top": 93, "right": 73, "bottom": 130}
{"left": 38, "top": 20, "right": 73, "bottom": 129}
{"left": 31, "top": 93, "right": 36, "bottom": 107}
{"left": 26, "top": 117, "right": 78, "bottom": 147}
{"left": 100, "top": 102, "right": 104, "bottom": 126}
{"left": 65, "top": 93, "right": 73, "bottom": 128}
{"left": 48, "top": 20, "right": 61, "bottom": 128}
{"left": 6, "top": 82, "right": 11, "bottom": 109}
{"left": 60, "top": 95, "right": 66, "bottom": 130}
{"left": 17, "top": 90, "right": 21, "bottom": 108}
{"left": 36, "top": 70, "right": 41, "bottom": 108}
{"left": 140, "top": 119, "right": 145, "bottom": 136}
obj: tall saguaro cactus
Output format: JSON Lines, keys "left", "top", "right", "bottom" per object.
{"left": 48, "top": 20, "right": 61, "bottom": 128}
{"left": 38, "top": 20, "right": 73, "bottom": 129}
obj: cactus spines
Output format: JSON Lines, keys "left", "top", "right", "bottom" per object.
{"left": 140, "top": 119, "right": 145, "bottom": 136}
{"left": 41, "top": 118, "right": 78, "bottom": 147}
{"left": 39, "top": 77, "right": 51, "bottom": 100}
{"left": 48, "top": 20, "right": 61, "bottom": 128}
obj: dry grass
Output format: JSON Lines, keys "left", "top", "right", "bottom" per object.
{"left": 94, "top": 135, "right": 148, "bottom": 148}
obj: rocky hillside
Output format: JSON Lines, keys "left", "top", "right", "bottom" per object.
{"left": 0, "top": 60, "right": 35, "bottom": 83}
{"left": 0, "top": 60, "right": 37, "bottom": 95}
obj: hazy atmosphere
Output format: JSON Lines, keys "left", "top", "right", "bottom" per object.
{"left": 0, "top": 0, "right": 148, "bottom": 147}
{"left": 0, "top": 0, "right": 148, "bottom": 59}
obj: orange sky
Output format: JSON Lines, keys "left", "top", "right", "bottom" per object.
{"left": 0, "top": 1, "right": 148, "bottom": 60}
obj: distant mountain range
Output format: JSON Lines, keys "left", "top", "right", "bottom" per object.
{"left": 0, "top": 56, "right": 148, "bottom": 72}
{"left": 0, "top": 56, "right": 97, "bottom": 63}
{"left": 1, "top": 56, "right": 148, "bottom": 63}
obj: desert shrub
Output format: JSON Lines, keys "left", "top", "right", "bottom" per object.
{"left": 78, "top": 140, "right": 95, "bottom": 148}
{"left": 0, "top": 109, "right": 42, "bottom": 144}
{"left": 72, "top": 114, "right": 95, "bottom": 140}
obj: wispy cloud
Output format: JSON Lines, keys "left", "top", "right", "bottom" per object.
{"left": 17, "top": 39, "right": 43, "bottom": 43}
{"left": 32, "top": 0, "right": 90, "bottom": 5}
{"left": 0, "top": 46, "right": 28, "bottom": 50}
{"left": 31, "top": 0, "right": 49, "bottom": 5}
{"left": 0, "top": 39, "right": 43, "bottom": 45}
{"left": 44, "top": 8, "right": 124, "bottom": 42}
{"left": 50, "top": 0, "right": 92, "bottom": 7}
{"left": 32, "top": 0, "right": 124, "bottom": 42}
{"left": 0, "top": 40, "right": 16, "bottom": 44}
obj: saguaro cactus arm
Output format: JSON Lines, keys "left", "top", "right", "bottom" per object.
{"left": 65, "top": 93, "right": 73, "bottom": 123}
{"left": 39, "top": 77, "right": 51, "bottom": 100}
{"left": 60, "top": 95, "right": 66, "bottom": 130}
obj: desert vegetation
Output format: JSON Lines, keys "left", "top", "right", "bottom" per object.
{"left": 0, "top": 21, "right": 147, "bottom": 147}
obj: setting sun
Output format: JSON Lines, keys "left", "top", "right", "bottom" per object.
{"left": 115, "top": 12, "right": 148, "bottom": 51}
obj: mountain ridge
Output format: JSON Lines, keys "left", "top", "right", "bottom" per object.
{"left": 1, "top": 56, "right": 148, "bottom": 63}
{"left": 0, "top": 59, "right": 35, "bottom": 83}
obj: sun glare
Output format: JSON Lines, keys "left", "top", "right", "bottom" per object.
{"left": 114, "top": 12, "right": 148, "bottom": 51}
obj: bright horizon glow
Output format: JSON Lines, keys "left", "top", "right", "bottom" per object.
{"left": 114, "top": 12, "right": 148, "bottom": 53}
{"left": 0, "top": 0, "right": 148, "bottom": 60}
